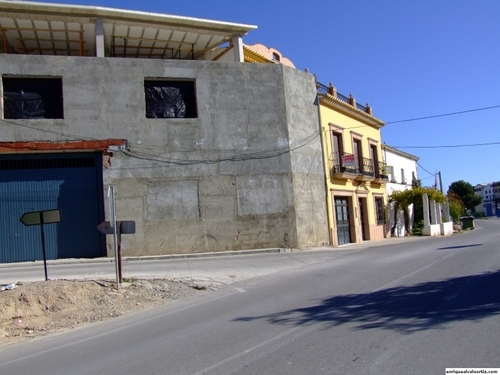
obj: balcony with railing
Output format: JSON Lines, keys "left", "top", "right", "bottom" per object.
{"left": 330, "top": 152, "right": 388, "bottom": 183}
{"left": 356, "top": 156, "right": 375, "bottom": 181}
{"left": 331, "top": 152, "right": 358, "bottom": 178}
{"left": 374, "top": 161, "right": 389, "bottom": 183}
{"left": 317, "top": 82, "right": 372, "bottom": 116}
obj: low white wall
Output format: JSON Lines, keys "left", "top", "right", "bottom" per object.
{"left": 423, "top": 224, "right": 441, "bottom": 237}
{"left": 440, "top": 222, "right": 453, "bottom": 236}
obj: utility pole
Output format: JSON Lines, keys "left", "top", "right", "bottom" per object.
{"left": 434, "top": 171, "right": 443, "bottom": 192}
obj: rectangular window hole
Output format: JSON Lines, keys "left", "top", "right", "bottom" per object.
{"left": 144, "top": 79, "right": 197, "bottom": 119}
{"left": 2, "top": 77, "right": 64, "bottom": 119}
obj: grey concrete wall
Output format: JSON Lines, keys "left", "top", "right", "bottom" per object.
{"left": 282, "top": 67, "right": 330, "bottom": 248}
{"left": 0, "top": 55, "right": 328, "bottom": 256}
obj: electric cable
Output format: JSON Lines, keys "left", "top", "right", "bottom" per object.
{"left": 0, "top": 118, "right": 99, "bottom": 142}
{"left": 118, "top": 131, "right": 321, "bottom": 167}
{"left": 390, "top": 141, "right": 500, "bottom": 149}
{"left": 417, "top": 162, "right": 435, "bottom": 177}
{"left": 385, "top": 104, "right": 500, "bottom": 124}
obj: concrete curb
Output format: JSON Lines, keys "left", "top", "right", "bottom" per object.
{"left": 0, "top": 232, "right": 462, "bottom": 269}
{"left": 0, "top": 247, "right": 289, "bottom": 269}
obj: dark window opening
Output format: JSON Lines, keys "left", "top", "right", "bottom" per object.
{"left": 3, "top": 77, "right": 63, "bottom": 119}
{"left": 375, "top": 197, "right": 386, "bottom": 225}
{"left": 331, "top": 132, "right": 343, "bottom": 166}
{"left": 272, "top": 52, "right": 280, "bottom": 62}
{"left": 370, "top": 144, "right": 378, "bottom": 171}
{"left": 144, "top": 80, "right": 197, "bottom": 119}
{"left": 353, "top": 139, "right": 363, "bottom": 173}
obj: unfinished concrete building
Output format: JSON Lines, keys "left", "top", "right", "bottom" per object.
{"left": 0, "top": 1, "right": 328, "bottom": 262}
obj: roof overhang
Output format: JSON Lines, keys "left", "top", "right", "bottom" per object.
{"left": 0, "top": 1, "right": 257, "bottom": 58}
{"left": 382, "top": 144, "right": 420, "bottom": 161}
{"left": 319, "top": 93, "right": 385, "bottom": 129}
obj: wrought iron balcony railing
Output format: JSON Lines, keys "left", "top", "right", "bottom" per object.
{"left": 330, "top": 152, "right": 388, "bottom": 183}
{"left": 360, "top": 156, "right": 375, "bottom": 177}
{"left": 317, "top": 81, "right": 371, "bottom": 115}
{"left": 375, "top": 161, "right": 389, "bottom": 181}
{"left": 331, "top": 152, "right": 359, "bottom": 175}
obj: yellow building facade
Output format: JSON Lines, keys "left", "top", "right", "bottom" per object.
{"left": 318, "top": 83, "right": 389, "bottom": 246}
{"left": 243, "top": 43, "right": 389, "bottom": 247}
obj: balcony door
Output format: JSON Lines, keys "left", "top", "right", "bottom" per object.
{"left": 370, "top": 144, "right": 378, "bottom": 176}
{"left": 331, "top": 132, "right": 343, "bottom": 172}
{"left": 353, "top": 139, "right": 362, "bottom": 174}
{"left": 358, "top": 197, "right": 369, "bottom": 241}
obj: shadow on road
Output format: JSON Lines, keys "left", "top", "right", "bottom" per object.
{"left": 234, "top": 270, "right": 500, "bottom": 333}
{"left": 437, "top": 244, "right": 482, "bottom": 250}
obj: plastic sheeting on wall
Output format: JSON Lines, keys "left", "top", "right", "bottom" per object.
{"left": 4, "top": 91, "right": 45, "bottom": 119}
{"left": 145, "top": 86, "right": 186, "bottom": 118}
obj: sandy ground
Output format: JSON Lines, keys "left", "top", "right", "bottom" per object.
{"left": 0, "top": 278, "right": 218, "bottom": 347}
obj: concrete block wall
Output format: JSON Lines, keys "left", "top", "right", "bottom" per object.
{"left": 282, "top": 67, "right": 329, "bottom": 248}
{"left": 0, "top": 55, "right": 328, "bottom": 256}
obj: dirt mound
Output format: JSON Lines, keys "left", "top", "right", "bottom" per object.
{"left": 0, "top": 278, "right": 212, "bottom": 347}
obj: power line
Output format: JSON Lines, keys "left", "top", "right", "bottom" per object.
{"left": 417, "top": 162, "right": 435, "bottom": 177}
{"left": 0, "top": 117, "right": 319, "bottom": 164}
{"left": 0, "top": 119, "right": 98, "bottom": 141}
{"left": 420, "top": 175, "right": 435, "bottom": 181}
{"left": 385, "top": 104, "right": 500, "bottom": 125}
{"left": 393, "top": 141, "right": 500, "bottom": 149}
{"left": 119, "top": 132, "right": 321, "bottom": 167}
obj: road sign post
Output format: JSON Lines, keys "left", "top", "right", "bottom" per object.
{"left": 108, "top": 186, "right": 119, "bottom": 288}
{"left": 99, "top": 186, "right": 135, "bottom": 288}
{"left": 97, "top": 220, "right": 136, "bottom": 285}
{"left": 20, "top": 209, "right": 61, "bottom": 281}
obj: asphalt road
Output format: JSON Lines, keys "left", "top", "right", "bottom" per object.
{"left": 1, "top": 219, "right": 499, "bottom": 374}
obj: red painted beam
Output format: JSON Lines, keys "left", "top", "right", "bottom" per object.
{"left": 0, "top": 139, "right": 127, "bottom": 153}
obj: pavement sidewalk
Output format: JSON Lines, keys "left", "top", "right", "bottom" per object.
{"left": 0, "top": 234, "right": 429, "bottom": 268}
{"left": 0, "top": 235, "right": 433, "bottom": 286}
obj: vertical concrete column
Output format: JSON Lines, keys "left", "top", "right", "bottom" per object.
{"left": 232, "top": 35, "right": 244, "bottom": 62}
{"left": 443, "top": 202, "right": 451, "bottom": 222}
{"left": 429, "top": 200, "right": 437, "bottom": 225}
{"left": 96, "top": 18, "right": 105, "bottom": 57}
{"left": 423, "top": 194, "right": 430, "bottom": 227}
{"left": 436, "top": 203, "right": 443, "bottom": 224}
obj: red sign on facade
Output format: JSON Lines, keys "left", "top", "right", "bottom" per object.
{"left": 342, "top": 154, "right": 356, "bottom": 166}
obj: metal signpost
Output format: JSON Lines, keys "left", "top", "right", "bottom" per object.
{"left": 20, "top": 209, "right": 62, "bottom": 281}
{"left": 98, "top": 186, "right": 135, "bottom": 288}
{"left": 108, "top": 186, "right": 119, "bottom": 287}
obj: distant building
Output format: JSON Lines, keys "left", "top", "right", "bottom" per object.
{"left": 243, "top": 43, "right": 296, "bottom": 68}
{"left": 477, "top": 183, "right": 497, "bottom": 217}
{"left": 494, "top": 182, "right": 500, "bottom": 217}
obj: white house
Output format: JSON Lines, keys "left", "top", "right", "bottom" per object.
{"left": 475, "top": 183, "right": 496, "bottom": 216}
{"left": 383, "top": 144, "right": 419, "bottom": 236}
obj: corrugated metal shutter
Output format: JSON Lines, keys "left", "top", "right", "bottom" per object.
{"left": 0, "top": 153, "right": 105, "bottom": 263}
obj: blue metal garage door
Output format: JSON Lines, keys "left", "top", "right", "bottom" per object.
{"left": 0, "top": 153, "right": 105, "bottom": 263}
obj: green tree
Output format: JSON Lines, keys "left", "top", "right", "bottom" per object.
{"left": 447, "top": 180, "right": 482, "bottom": 212}
{"left": 389, "top": 186, "right": 446, "bottom": 236}
{"left": 447, "top": 191, "right": 465, "bottom": 223}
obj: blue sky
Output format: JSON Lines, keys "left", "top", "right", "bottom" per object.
{"left": 41, "top": 0, "right": 500, "bottom": 190}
